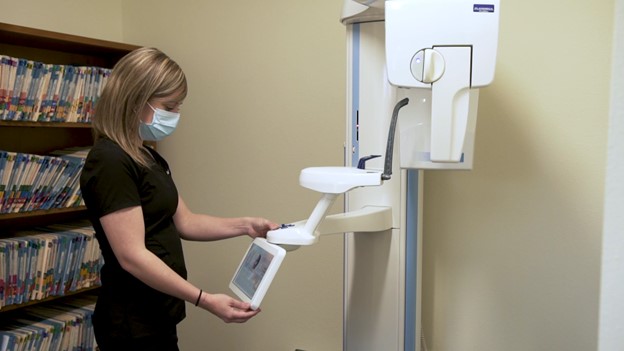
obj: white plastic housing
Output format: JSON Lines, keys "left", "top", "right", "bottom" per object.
{"left": 397, "top": 87, "right": 479, "bottom": 170}
{"left": 266, "top": 167, "right": 386, "bottom": 248}
{"left": 385, "top": 0, "right": 500, "bottom": 164}
{"left": 300, "top": 167, "right": 382, "bottom": 193}
{"left": 385, "top": 0, "right": 499, "bottom": 88}
{"left": 341, "top": 2, "right": 384, "bottom": 24}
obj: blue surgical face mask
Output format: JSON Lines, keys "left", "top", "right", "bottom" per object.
{"left": 139, "top": 103, "right": 180, "bottom": 141}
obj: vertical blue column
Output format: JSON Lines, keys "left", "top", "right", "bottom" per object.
{"left": 344, "top": 23, "right": 361, "bottom": 351}
{"left": 405, "top": 169, "right": 420, "bottom": 351}
{"left": 350, "top": 23, "right": 360, "bottom": 167}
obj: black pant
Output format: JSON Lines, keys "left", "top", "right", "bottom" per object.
{"left": 94, "top": 316, "right": 180, "bottom": 351}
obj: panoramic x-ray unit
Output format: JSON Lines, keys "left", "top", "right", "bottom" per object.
{"left": 264, "top": 1, "right": 500, "bottom": 350}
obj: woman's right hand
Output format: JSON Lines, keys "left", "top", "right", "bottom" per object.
{"left": 199, "top": 293, "right": 261, "bottom": 323}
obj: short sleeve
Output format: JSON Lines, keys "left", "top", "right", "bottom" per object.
{"left": 80, "top": 140, "right": 142, "bottom": 218}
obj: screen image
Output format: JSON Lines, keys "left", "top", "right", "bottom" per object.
{"left": 233, "top": 243, "right": 274, "bottom": 298}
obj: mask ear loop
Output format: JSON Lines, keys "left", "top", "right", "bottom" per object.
{"left": 142, "top": 103, "right": 159, "bottom": 126}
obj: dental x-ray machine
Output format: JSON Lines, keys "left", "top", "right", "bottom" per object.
{"left": 266, "top": 1, "right": 500, "bottom": 350}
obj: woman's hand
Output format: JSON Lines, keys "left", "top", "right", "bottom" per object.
{"left": 199, "top": 292, "right": 261, "bottom": 323}
{"left": 247, "top": 217, "right": 279, "bottom": 239}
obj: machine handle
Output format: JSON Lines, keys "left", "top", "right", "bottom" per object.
{"left": 382, "top": 98, "right": 410, "bottom": 180}
{"left": 357, "top": 155, "right": 381, "bottom": 169}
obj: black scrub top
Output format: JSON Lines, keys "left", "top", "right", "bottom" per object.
{"left": 80, "top": 138, "right": 187, "bottom": 338}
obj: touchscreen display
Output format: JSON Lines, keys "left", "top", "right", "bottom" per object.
{"left": 232, "top": 243, "right": 274, "bottom": 298}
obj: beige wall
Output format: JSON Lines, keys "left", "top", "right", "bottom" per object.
{"left": 120, "top": 1, "right": 346, "bottom": 350}
{"left": 0, "top": 0, "right": 123, "bottom": 42}
{"left": 1, "top": 0, "right": 616, "bottom": 350}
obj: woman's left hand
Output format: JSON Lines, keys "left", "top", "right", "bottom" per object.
{"left": 248, "top": 217, "right": 279, "bottom": 238}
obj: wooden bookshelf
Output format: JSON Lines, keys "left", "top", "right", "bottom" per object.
{"left": 0, "top": 22, "right": 139, "bottom": 316}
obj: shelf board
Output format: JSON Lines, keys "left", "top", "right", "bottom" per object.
{"left": 0, "top": 207, "right": 89, "bottom": 233}
{"left": 0, "top": 286, "right": 100, "bottom": 313}
{"left": 0, "top": 22, "right": 139, "bottom": 57}
{"left": 0, "top": 206, "right": 87, "bottom": 220}
{"left": 0, "top": 121, "right": 91, "bottom": 128}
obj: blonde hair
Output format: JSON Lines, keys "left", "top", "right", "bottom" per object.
{"left": 92, "top": 47, "right": 187, "bottom": 168}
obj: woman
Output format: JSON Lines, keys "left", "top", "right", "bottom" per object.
{"left": 79, "top": 47, "right": 277, "bottom": 351}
